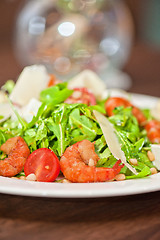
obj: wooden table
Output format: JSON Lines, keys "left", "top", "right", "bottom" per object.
{"left": 1, "top": 1, "right": 160, "bottom": 239}
{"left": 0, "top": 192, "right": 160, "bottom": 240}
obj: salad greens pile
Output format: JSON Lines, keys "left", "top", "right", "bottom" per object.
{"left": 0, "top": 80, "right": 156, "bottom": 180}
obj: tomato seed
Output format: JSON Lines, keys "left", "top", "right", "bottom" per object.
{"left": 45, "top": 165, "right": 50, "bottom": 170}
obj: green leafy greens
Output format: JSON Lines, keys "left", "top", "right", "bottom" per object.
{"left": 0, "top": 82, "right": 156, "bottom": 180}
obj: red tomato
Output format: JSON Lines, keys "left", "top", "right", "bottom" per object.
{"left": 65, "top": 87, "right": 96, "bottom": 105}
{"left": 105, "top": 97, "right": 131, "bottom": 116}
{"left": 105, "top": 97, "right": 146, "bottom": 126}
{"left": 145, "top": 120, "right": 160, "bottom": 143}
{"left": 24, "top": 148, "right": 60, "bottom": 182}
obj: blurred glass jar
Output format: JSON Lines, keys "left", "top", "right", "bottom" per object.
{"left": 14, "top": 0, "right": 133, "bottom": 80}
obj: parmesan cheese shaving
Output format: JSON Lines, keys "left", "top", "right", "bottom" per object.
{"left": 68, "top": 70, "right": 107, "bottom": 100}
{"left": 93, "top": 110, "right": 137, "bottom": 175}
{"left": 0, "top": 103, "right": 13, "bottom": 122}
{"left": 10, "top": 65, "right": 49, "bottom": 106}
{"left": 151, "top": 144, "right": 160, "bottom": 170}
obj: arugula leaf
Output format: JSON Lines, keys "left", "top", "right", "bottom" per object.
{"left": 116, "top": 130, "right": 138, "bottom": 161}
{"left": 89, "top": 105, "right": 106, "bottom": 114}
{"left": 96, "top": 155, "right": 117, "bottom": 168}
{"left": 40, "top": 86, "right": 59, "bottom": 102}
{"left": 27, "top": 102, "right": 46, "bottom": 128}
{"left": 138, "top": 152, "right": 154, "bottom": 168}
{"left": 94, "top": 135, "right": 107, "bottom": 153}
{"left": 142, "top": 109, "right": 153, "bottom": 121}
{"left": 7, "top": 96, "right": 27, "bottom": 130}
{"left": 35, "top": 121, "right": 48, "bottom": 141}
{"left": 134, "top": 138, "right": 145, "bottom": 152}
{"left": 0, "top": 118, "right": 22, "bottom": 143}
{"left": 0, "top": 129, "right": 13, "bottom": 146}
{"left": 40, "top": 85, "right": 73, "bottom": 104}
{"left": 24, "top": 128, "right": 37, "bottom": 151}
{"left": 69, "top": 108, "right": 97, "bottom": 143}
{"left": 126, "top": 164, "right": 151, "bottom": 179}
{"left": 47, "top": 104, "right": 69, "bottom": 156}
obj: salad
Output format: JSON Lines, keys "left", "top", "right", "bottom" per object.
{"left": 0, "top": 65, "right": 160, "bottom": 183}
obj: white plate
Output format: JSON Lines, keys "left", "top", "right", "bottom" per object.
{"left": 0, "top": 93, "right": 160, "bottom": 198}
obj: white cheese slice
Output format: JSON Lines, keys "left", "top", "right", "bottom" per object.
{"left": 0, "top": 91, "right": 7, "bottom": 104}
{"left": 0, "top": 103, "right": 13, "bottom": 122}
{"left": 68, "top": 70, "right": 107, "bottom": 100}
{"left": 10, "top": 65, "right": 50, "bottom": 106}
{"left": 20, "top": 98, "right": 42, "bottom": 123}
{"left": 151, "top": 144, "right": 160, "bottom": 170}
{"left": 93, "top": 110, "right": 137, "bottom": 175}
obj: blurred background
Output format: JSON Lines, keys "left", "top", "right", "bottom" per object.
{"left": 0, "top": 0, "right": 160, "bottom": 96}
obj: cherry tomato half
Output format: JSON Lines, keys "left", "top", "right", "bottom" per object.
{"left": 105, "top": 97, "right": 146, "bottom": 126}
{"left": 24, "top": 148, "right": 60, "bottom": 182}
{"left": 65, "top": 87, "right": 96, "bottom": 106}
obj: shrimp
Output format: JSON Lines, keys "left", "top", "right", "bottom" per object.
{"left": 65, "top": 88, "right": 96, "bottom": 105}
{"left": 0, "top": 136, "right": 30, "bottom": 177}
{"left": 60, "top": 140, "right": 124, "bottom": 183}
{"left": 145, "top": 120, "right": 160, "bottom": 143}
{"left": 105, "top": 97, "right": 147, "bottom": 126}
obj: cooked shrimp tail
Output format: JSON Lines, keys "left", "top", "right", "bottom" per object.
{"left": 112, "top": 159, "right": 124, "bottom": 172}
{"left": 0, "top": 136, "right": 30, "bottom": 177}
{"left": 60, "top": 140, "right": 124, "bottom": 183}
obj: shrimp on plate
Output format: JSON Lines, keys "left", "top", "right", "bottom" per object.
{"left": 60, "top": 139, "right": 124, "bottom": 183}
{"left": 0, "top": 136, "right": 30, "bottom": 177}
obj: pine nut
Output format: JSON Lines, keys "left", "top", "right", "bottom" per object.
{"left": 88, "top": 158, "right": 95, "bottom": 167}
{"left": 72, "top": 91, "right": 82, "bottom": 99}
{"left": 147, "top": 151, "right": 155, "bottom": 161}
{"left": 19, "top": 176, "right": 26, "bottom": 180}
{"left": 150, "top": 167, "right": 158, "bottom": 175}
{"left": 62, "top": 179, "right": 71, "bottom": 183}
{"left": 26, "top": 173, "right": 37, "bottom": 181}
{"left": 129, "top": 158, "right": 138, "bottom": 165}
{"left": 45, "top": 165, "right": 50, "bottom": 170}
{"left": 115, "top": 174, "right": 126, "bottom": 181}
